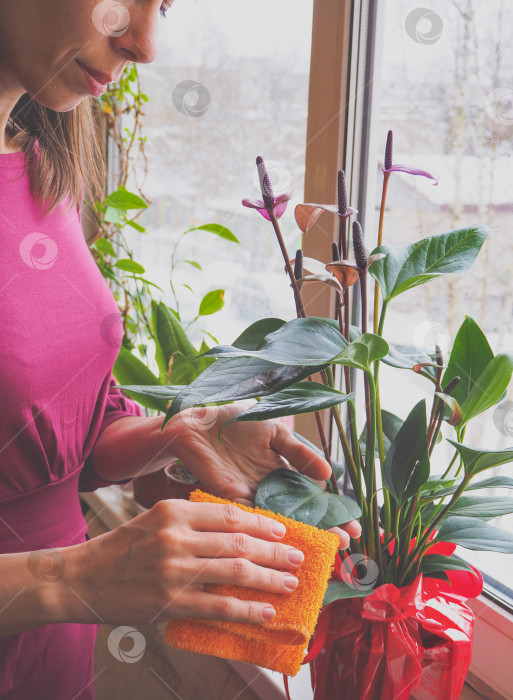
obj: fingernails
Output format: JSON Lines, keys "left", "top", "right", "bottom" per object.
{"left": 284, "top": 574, "right": 299, "bottom": 590}
{"left": 262, "top": 606, "right": 276, "bottom": 620}
{"left": 287, "top": 549, "right": 304, "bottom": 565}
{"left": 272, "top": 522, "right": 286, "bottom": 537}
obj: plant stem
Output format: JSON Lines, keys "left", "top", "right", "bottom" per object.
{"left": 373, "top": 172, "right": 390, "bottom": 334}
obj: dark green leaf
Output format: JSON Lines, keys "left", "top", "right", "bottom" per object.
{"left": 254, "top": 468, "right": 361, "bottom": 528}
{"left": 419, "top": 553, "right": 475, "bottom": 577}
{"left": 164, "top": 358, "right": 327, "bottom": 424}
{"left": 360, "top": 409, "right": 403, "bottom": 457}
{"left": 382, "top": 400, "right": 430, "bottom": 504}
{"left": 232, "top": 318, "right": 286, "bottom": 350}
{"left": 382, "top": 345, "right": 438, "bottom": 379}
{"left": 323, "top": 581, "right": 371, "bottom": 606}
{"left": 448, "top": 495, "right": 513, "bottom": 520}
{"left": 201, "top": 318, "right": 346, "bottom": 365}
{"left": 185, "top": 223, "right": 239, "bottom": 243}
{"left": 446, "top": 439, "right": 513, "bottom": 477}
{"left": 435, "top": 516, "right": 513, "bottom": 552}
{"left": 198, "top": 289, "right": 225, "bottom": 316}
{"left": 222, "top": 382, "right": 354, "bottom": 428}
{"left": 152, "top": 300, "right": 197, "bottom": 383}
{"left": 422, "top": 475, "right": 513, "bottom": 500}
{"left": 113, "top": 347, "right": 168, "bottom": 412}
{"left": 368, "top": 227, "right": 489, "bottom": 301}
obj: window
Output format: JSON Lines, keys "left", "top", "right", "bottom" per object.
{"left": 365, "top": 0, "right": 513, "bottom": 604}
{"left": 124, "top": 0, "right": 313, "bottom": 350}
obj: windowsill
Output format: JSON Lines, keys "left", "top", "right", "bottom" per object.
{"left": 80, "top": 485, "right": 511, "bottom": 700}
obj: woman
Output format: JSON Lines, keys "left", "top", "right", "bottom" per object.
{"left": 0, "top": 1, "right": 360, "bottom": 698}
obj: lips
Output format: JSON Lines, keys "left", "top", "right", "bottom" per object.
{"left": 76, "top": 60, "right": 113, "bottom": 85}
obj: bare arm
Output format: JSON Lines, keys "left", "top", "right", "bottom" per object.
{"left": 0, "top": 544, "right": 92, "bottom": 637}
{"left": 87, "top": 414, "right": 179, "bottom": 483}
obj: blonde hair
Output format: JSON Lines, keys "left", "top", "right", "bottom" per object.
{"left": 7, "top": 94, "right": 106, "bottom": 218}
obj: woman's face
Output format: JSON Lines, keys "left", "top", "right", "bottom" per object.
{"left": 0, "top": 0, "right": 169, "bottom": 111}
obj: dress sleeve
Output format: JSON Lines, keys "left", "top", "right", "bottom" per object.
{"left": 78, "top": 372, "right": 145, "bottom": 492}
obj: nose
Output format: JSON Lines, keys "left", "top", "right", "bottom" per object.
{"left": 111, "top": 3, "right": 159, "bottom": 65}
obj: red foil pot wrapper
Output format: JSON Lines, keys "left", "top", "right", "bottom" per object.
{"left": 307, "top": 572, "right": 476, "bottom": 700}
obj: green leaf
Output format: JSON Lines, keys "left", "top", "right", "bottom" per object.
{"left": 254, "top": 468, "right": 361, "bottom": 529}
{"left": 419, "top": 553, "right": 475, "bottom": 577}
{"left": 382, "top": 400, "right": 430, "bottom": 504}
{"left": 323, "top": 581, "right": 372, "bottom": 606}
{"left": 126, "top": 219, "right": 146, "bottom": 233}
{"left": 447, "top": 495, "right": 513, "bottom": 520}
{"left": 93, "top": 237, "right": 117, "bottom": 257}
{"left": 198, "top": 289, "right": 225, "bottom": 316}
{"left": 446, "top": 439, "right": 513, "bottom": 477}
{"left": 368, "top": 227, "right": 489, "bottom": 301}
{"left": 185, "top": 223, "right": 239, "bottom": 243}
{"left": 201, "top": 318, "right": 346, "bottom": 366}
{"left": 382, "top": 345, "right": 438, "bottom": 379}
{"left": 422, "top": 475, "right": 513, "bottom": 500}
{"left": 221, "top": 382, "right": 355, "bottom": 429}
{"left": 151, "top": 300, "right": 197, "bottom": 384}
{"left": 169, "top": 352, "right": 199, "bottom": 385}
{"left": 435, "top": 516, "right": 513, "bottom": 552}
{"left": 104, "top": 185, "right": 148, "bottom": 210}
{"left": 442, "top": 317, "right": 493, "bottom": 409}
{"left": 360, "top": 409, "right": 403, "bottom": 457}
{"left": 114, "top": 259, "right": 145, "bottom": 274}
{"left": 165, "top": 358, "right": 328, "bottom": 424}
{"left": 103, "top": 206, "right": 126, "bottom": 225}
{"left": 113, "top": 347, "right": 168, "bottom": 412}
{"left": 292, "top": 431, "right": 344, "bottom": 481}
{"left": 459, "top": 353, "right": 513, "bottom": 426}
{"left": 184, "top": 259, "right": 202, "bottom": 270}
{"left": 232, "top": 318, "right": 286, "bottom": 350}
{"left": 333, "top": 333, "right": 389, "bottom": 372}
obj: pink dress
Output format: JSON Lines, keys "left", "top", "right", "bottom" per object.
{"left": 0, "top": 144, "right": 144, "bottom": 698}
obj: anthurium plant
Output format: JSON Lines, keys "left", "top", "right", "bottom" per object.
{"left": 119, "top": 131, "right": 513, "bottom": 600}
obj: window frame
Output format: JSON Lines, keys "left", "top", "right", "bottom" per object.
{"left": 300, "top": 0, "right": 513, "bottom": 696}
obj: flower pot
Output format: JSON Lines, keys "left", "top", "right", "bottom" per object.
{"left": 303, "top": 572, "right": 475, "bottom": 700}
{"left": 132, "top": 460, "right": 201, "bottom": 509}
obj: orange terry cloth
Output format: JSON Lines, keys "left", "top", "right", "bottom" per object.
{"left": 164, "top": 488, "right": 340, "bottom": 676}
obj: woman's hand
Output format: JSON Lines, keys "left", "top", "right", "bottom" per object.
{"left": 166, "top": 401, "right": 361, "bottom": 548}
{"left": 73, "top": 499, "right": 307, "bottom": 626}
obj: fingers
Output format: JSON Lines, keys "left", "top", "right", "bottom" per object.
{"left": 273, "top": 423, "right": 332, "bottom": 480}
{"left": 328, "top": 520, "right": 362, "bottom": 549}
{"left": 340, "top": 519, "right": 362, "bottom": 539}
{"left": 192, "top": 556, "right": 300, "bottom": 595}
{"left": 176, "top": 500, "right": 289, "bottom": 542}
{"left": 189, "top": 531, "right": 304, "bottom": 573}
{"left": 178, "top": 590, "right": 278, "bottom": 624}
